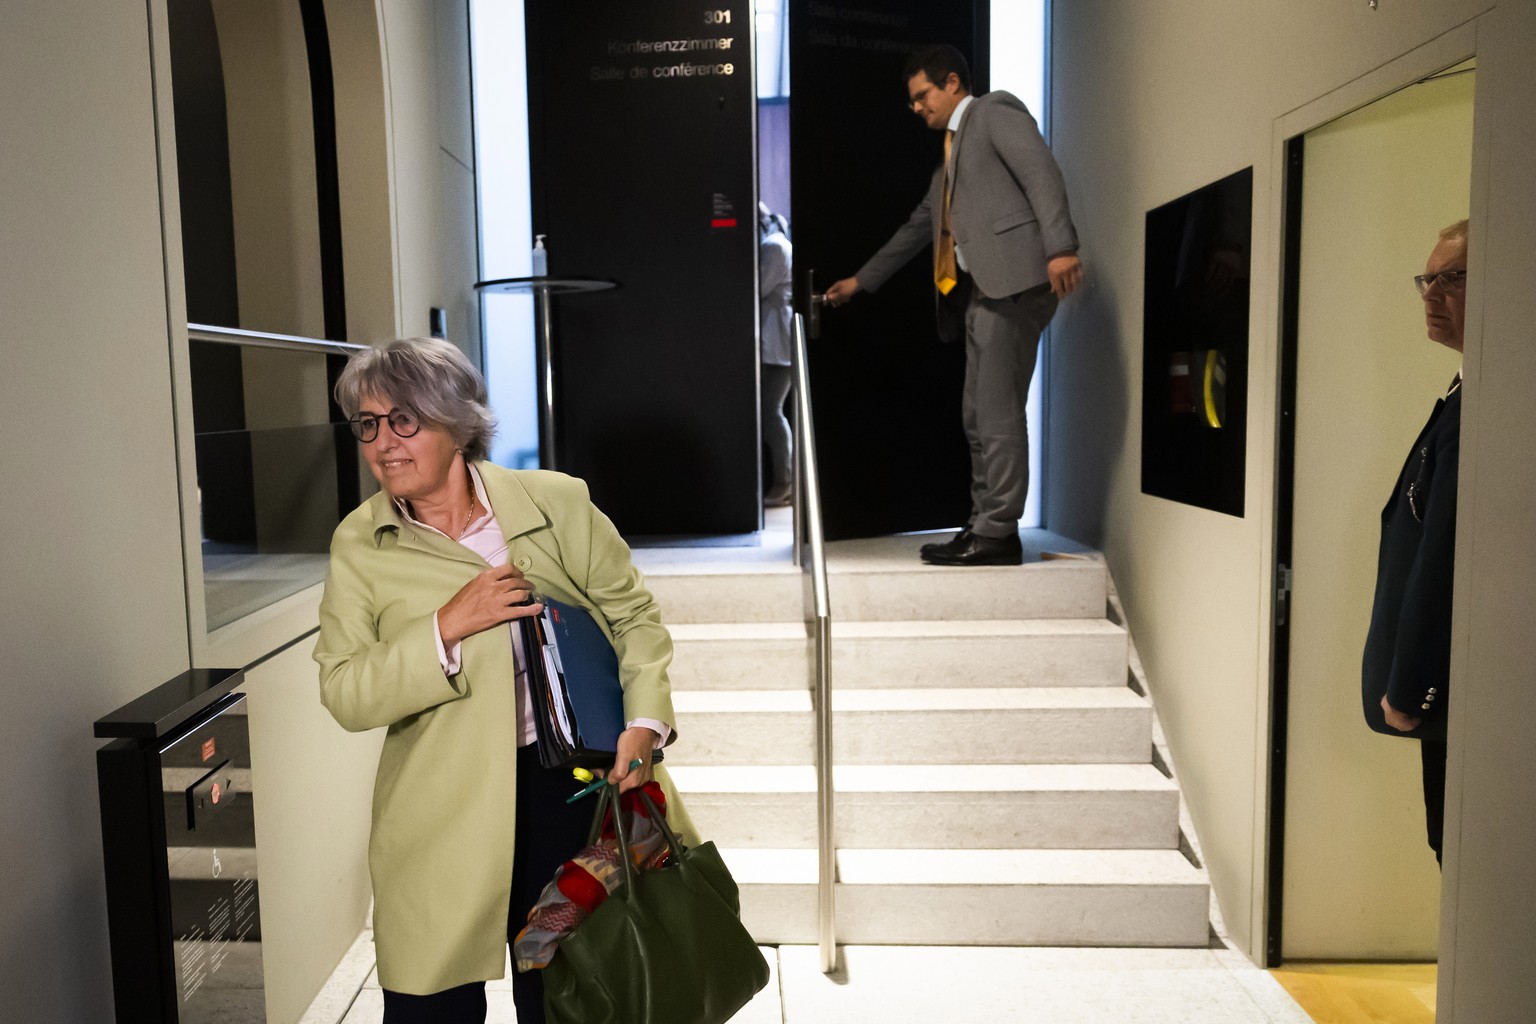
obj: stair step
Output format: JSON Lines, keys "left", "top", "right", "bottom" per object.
{"left": 668, "top": 619, "right": 1128, "bottom": 690}
{"left": 645, "top": 569, "right": 805, "bottom": 624}
{"left": 670, "top": 688, "right": 1152, "bottom": 765}
{"left": 639, "top": 536, "right": 1209, "bottom": 951}
{"left": 719, "top": 848, "right": 1208, "bottom": 947}
{"left": 670, "top": 764, "right": 1180, "bottom": 849}
{"left": 830, "top": 561, "right": 1106, "bottom": 621}
{"left": 646, "top": 560, "right": 1106, "bottom": 624}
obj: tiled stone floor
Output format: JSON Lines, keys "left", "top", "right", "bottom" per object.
{"left": 302, "top": 931, "right": 1314, "bottom": 1024}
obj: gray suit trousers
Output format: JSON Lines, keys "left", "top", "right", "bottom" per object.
{"left": 962, "top": 282, "right": 1057, "bottom": 537}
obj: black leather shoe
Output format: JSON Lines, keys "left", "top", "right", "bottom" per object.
{"left": 922, "top": 532, "right": 1024, "bottom": 566}
{"left": 918, "top": 528, "right": 972, "bottom": 559}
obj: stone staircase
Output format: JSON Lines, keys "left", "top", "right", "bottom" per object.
{"left": 642, "top": 542, "right": 1210, "bottom": 950}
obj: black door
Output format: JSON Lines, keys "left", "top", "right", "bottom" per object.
{"left": 789, "top": 1, "right": 986, "bottom": 540}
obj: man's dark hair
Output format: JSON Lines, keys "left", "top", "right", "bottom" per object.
{"left": 902, "top": 44, "right": 972, "bottom": 93}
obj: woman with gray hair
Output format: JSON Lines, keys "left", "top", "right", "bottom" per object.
{"left": 314, "top": 337, "right": 694, "bottom": 1023}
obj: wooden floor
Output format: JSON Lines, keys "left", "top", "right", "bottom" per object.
{"left": 1270, "top": 963, "right": 1437, "bottom": 1024}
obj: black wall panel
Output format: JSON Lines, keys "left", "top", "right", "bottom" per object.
{"left": 1141, "top": 168, "right": 1252, "bottom": 517}
{"left": 525, "top": 0, "right": 758, "bottom": 536}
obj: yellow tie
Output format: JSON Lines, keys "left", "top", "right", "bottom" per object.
{"left": 935, "top": 129, "right": 958, "bottom": 295}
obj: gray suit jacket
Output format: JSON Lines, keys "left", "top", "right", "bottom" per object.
{"left": 857, "top": 90, "right": 1078, "bottom": 305}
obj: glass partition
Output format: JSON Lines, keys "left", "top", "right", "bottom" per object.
{"left": 190, "top": 335, "right": 376, "bottom": 630}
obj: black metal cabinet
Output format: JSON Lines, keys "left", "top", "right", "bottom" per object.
{"left": 96, "top": 669, "right": 265, "bottom": 1023}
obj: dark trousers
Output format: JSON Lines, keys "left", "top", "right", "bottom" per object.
{"left": 383, "top": 745, "right": 595, "bottom": 1024}
{"left": 1422, "top": 738, "right": 1448, "bottom": 865}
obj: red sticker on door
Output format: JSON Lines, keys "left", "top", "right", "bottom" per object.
{"left": 202, "top": 738, "right": 217, "bottom": 762}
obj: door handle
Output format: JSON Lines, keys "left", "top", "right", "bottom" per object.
{"left": 805, "top": 269, "right": 822, "bottom": 340}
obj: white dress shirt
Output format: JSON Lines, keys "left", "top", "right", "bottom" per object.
{"left": 947, "top": 94, "right": 975, "bottom": 271}
{"left": 397, "top": 463, "right": 669, "bottom": 749}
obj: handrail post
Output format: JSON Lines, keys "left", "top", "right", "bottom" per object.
{"left": 790, "top": 313, "right": 835, "bottom": 972}
{"left": 790, "top": 366, "right": 804, "bottom": 568}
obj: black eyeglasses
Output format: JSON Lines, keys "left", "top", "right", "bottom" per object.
{"left": 909, "top": 85, "right": 936, "bottom": 109}
{"left": 1413, "top": 269, "right": 1467, "bottom": 296}
{"left": 348, "top": 409, "right": 420, "bottom": 442}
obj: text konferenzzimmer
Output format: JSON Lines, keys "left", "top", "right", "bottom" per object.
{"left": 607, "top": 36, "right": 735, "bottom": 55}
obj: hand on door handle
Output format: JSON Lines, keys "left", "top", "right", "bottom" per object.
{"left": 823, "top": 276, "right": 861, "bottom": 307}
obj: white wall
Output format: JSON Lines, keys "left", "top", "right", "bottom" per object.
{"left": 0, "top": 1, "right": 190, "bottom": 1018}
{"left": 1285, "top": 71, "right": 1470, "bottom": 958}
{"left": 244, "top": 639, "right": 382, "bottom": 1024}
{"left": 1048, "top": 10, "right": 1536, "bottom": 1016}
{"left": 380, "top": 0, "right": 481, "bottom": 359}
{"left": 1437, "top": 5, "right": 1536, "bottom": 1020}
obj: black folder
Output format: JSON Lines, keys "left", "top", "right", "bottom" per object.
{"left": 519, "top": 596, "right": 662, "bottom": 770}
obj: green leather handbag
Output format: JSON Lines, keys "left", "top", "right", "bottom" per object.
{"left": 542, "top": 785, "right": 770, "bottom": 1024}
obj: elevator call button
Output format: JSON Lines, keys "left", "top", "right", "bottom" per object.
{"left": 186, "top": 760, "right": 233, "bottom": 830}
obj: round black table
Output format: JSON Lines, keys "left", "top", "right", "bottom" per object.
{"left": 473, "top": 276, "right": 617, "bottom": 470}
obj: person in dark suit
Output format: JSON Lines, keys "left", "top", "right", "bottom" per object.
{"left": 825, "top": 44, "right": 1083, "bottom": 566}
{"left": 1362, "top": 219, "right": 1468, "bottom": 865}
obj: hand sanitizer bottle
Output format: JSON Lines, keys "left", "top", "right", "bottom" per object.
{"left": 532, "top": 234, "right": 548, "bottom": 277}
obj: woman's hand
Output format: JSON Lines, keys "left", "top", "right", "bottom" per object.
{"left": 602, "top": 727, "right": 659, "bottom": 793}
{"left": 438, "top": 563, "right": 542, "bottom": 649}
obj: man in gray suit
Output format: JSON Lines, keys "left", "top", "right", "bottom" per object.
{"left": 826, "top": 44, "right": 1083, "bottom": 566}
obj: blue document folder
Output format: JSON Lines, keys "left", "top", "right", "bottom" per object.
{"left": 520, "top": 596, "right": 662, "bottom": 769}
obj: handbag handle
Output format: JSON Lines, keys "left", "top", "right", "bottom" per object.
{"left": 582, "top": 785, "right": 640, "bottom": 900}
{"left": 585, "top": 784, "right": 611, "bottom": 847}
{"left": 587, "top": 784, "right": 689, "bottom": 902}
{"left": 635, "top": 789, "right": 687, "bottom": 859}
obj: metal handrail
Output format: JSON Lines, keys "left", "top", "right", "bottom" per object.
{"left": 788, "top": 312, "right": 835, "bottom": 972}
{"left": 187, "top": 323, "right": 368, "bottom": 356}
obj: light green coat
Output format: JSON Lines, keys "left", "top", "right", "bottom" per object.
{"left": 314, "top": 464, "right": 696, "bottom": 995}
